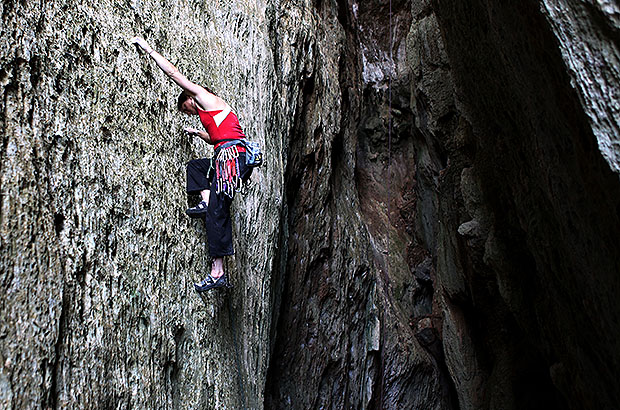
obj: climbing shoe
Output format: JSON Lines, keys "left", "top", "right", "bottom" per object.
{"left": 186, "top": 200, "right": 208, "bottom": 218}
{"left": 194, "top": 273, "right": 231, "bottom": 292}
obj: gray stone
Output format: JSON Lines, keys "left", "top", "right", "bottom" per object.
{"left": 1, "top": 0, "right": 280, "bottom": 408}
{"left": 3, "top": 0, "right": 620, "bottom": 409}
{"left": 541, "top": 0, "right": 620, "bottom": 174}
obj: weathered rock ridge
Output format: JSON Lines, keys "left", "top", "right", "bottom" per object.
{"left": 1, "top": 0, "right": 619, "bottom": 409}
{"left": 425, "top": 1, "right": 620, "bottom": 408}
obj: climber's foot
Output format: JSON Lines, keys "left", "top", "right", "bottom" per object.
{"left": 194, "top": 273, "right": 231, "bottom": 292}
{"left": 186, "top": 200, "right": 208, "bottom": 218}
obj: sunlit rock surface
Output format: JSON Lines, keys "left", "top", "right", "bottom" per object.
{"left": 1, "top": 1, "right": 280, "bottom": 408}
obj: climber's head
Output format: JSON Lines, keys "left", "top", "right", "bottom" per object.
{"left": 177, "top": 86, "right": 217, "bottom": 115}
{"left": 178, "top": 91, "right": 198, "bottom": 115}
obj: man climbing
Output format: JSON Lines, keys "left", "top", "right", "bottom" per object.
{"left": 130, "top": 36, "right": 252, "bottom": 292}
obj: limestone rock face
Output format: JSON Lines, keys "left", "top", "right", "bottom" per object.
{"left": 1, "top": 1, "right": 280, "bottom": 408}
{"left": 541, "top": 0, "right": 620, "bottom": 173}
{"left": 412, "top": 0, "right": 620, "bottom": 409}
{"left": 265, "top": 0, "right": 453, "bottom": 408}
{"left": 2, "top": 0, "right": 620, "bottom": 409}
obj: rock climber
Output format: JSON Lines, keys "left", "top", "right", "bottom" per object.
{"left": 130, "top": 36, "right": 253, "bottom": 292}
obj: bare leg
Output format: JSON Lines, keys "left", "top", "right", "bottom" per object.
{"left": 211, "top": 257, "right": 224, "bottom": 278}
{"left": 200, "top": 189, "right": 210, "bottom": 203}
{"left": 194, "top": 257, "right": 227, "bottom": 292}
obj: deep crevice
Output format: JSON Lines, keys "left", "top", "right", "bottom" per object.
{"left": 47, "top": 283, "right": 70, "bottom": 409}
{"left": 53, "top": 213, "right": 65, "bottom": 236}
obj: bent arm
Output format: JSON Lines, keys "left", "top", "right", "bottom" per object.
{"left": 184, "top": 127, "right": 211, "bottom": 143}
{"left": 130, "top": 36, "right": 211, "bottom": 100}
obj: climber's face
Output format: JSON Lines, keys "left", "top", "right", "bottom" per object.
{"left": 181, "top": 98, "right": 198, "bottom": 115}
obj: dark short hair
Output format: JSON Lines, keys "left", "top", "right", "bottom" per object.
{"left": 177, "top": 91, "right": 191, "bottom": 111}
{"left": 177, "top": 86, "right": 217, "bottom": 111}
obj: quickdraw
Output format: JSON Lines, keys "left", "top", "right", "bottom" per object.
{"left": 215, "top": 144, "right": 243, "bottom": 198}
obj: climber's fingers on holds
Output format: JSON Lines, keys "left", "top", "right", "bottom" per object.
{"left": 184, "top": 127, "right": 198, "bottom": 136}
{"left": 129, "top": 36, "right": 150, "bottom": 51}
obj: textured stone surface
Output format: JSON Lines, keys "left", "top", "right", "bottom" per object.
{"left": 415, "top": 0, "right": 620, "bottom": 409}
{"left": 265, "top": 0, "right": 454, "bottom": 408}
{"left": 541, "top": 0, "right": 620, "bottom": 174}
{"left": 3, "top": 0, "right": 620, "bottom": 409}
{"left": 1, "top": 1, "right": 280, "bottom": 408}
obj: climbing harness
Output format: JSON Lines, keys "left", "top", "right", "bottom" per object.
{"left": 217, "top": 138, "right": 264, "bottom": 168}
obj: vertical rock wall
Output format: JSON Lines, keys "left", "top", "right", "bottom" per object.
{"left": 2, "top": 0, "right": 620, "bottom": 409}
{"left": 541, "top": 0, "right": 620, "bottom": 173}
{"left": 0, "top": 1, "right": 281, "bottom": 408}
{"left": 408, "top": 0, "right": 620, "bottom": 409}
{"left": 266, "top": 0, "right": 455, "bottom": 408}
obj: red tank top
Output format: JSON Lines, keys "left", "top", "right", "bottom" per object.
{"left": 197, "top": 107, "right": 246, "bottom": 152}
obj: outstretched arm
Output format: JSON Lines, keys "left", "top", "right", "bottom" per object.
{"left": 130, "top": 36, "right": 216, "bottom": 107}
